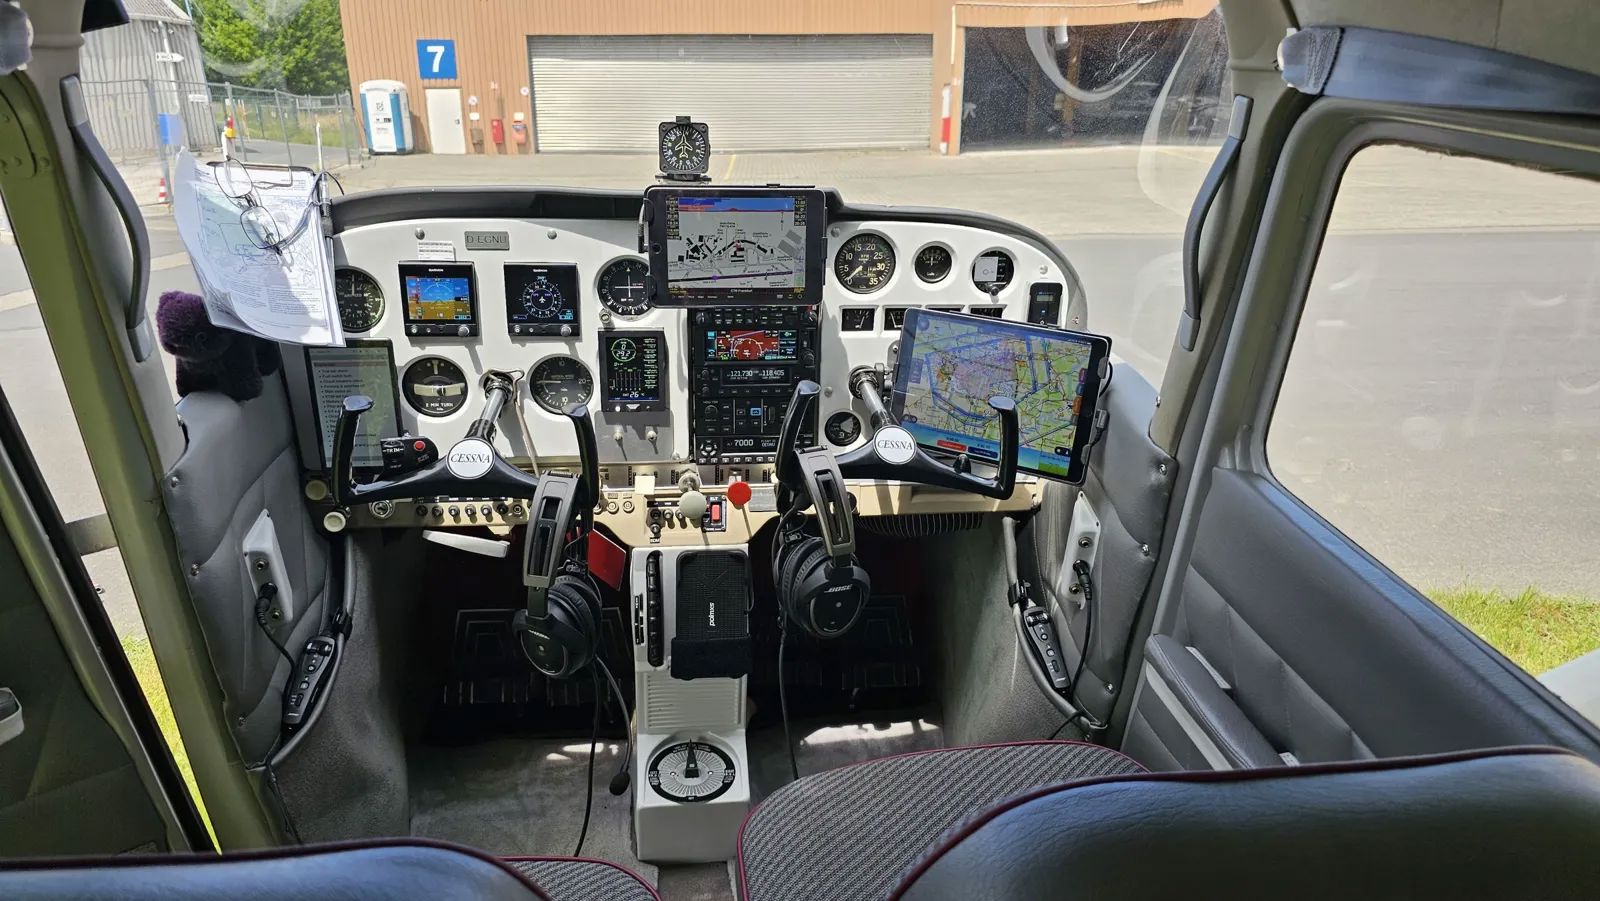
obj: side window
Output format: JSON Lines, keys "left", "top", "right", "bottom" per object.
{"left": 1268, "top": 145, "right": 1600, "bottom": 695}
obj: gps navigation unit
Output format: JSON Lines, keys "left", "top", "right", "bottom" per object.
{"left": 891, "top": 308, "right": 1110, "bottom": 484}
{"left": 644, "top": 186, "right": 826, "bottom": 306}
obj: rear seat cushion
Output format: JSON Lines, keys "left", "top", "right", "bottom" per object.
{"left": 736, "top": 740, "right": 1143, "bottom": 901}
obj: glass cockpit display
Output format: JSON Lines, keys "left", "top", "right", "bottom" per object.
{"left": 600, "top": 331, "right": 667, "bottom": 413}
{"left": 891, "top": 309, "right": 1109, "bottom": 484}
{"left": 399, "top": 262, "right": 478, "bottom": 336}
{"left": 504, "top": 263, "right": 581, "bottom": 336}
{"left": 645, "top": 187, "right": 826, "bottom": 306}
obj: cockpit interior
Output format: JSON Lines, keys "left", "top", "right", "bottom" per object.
{"left": 3, "top": 1, "right": 1600, "bottom": 900}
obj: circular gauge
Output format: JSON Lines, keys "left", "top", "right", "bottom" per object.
{"left": 647, "top": 740, "right": 736, "bottom": 803}
{"left": 610, "top": 338, "right": 638, "bottom": 364}
{"left": 597, "top": 258, "right": 652, "bottom": 317}
{"left": 834, "top": 233, "right": 896, "bottom": 294}
{"left": 528, "top": 356, "right": 593, "bottom": 414}
{"left": 401, "top": 357, "right": 469, "bottom": 417}
{"left": 518, "top": 274, "right": 567, "bottom": 320}
{"left": 825, "top": 411, "right": 862, "bottom": 446}
{"left": 914, "top": 245, "right": 953, "bottom": 284}
{"left": 972, "top": 250, "right": 1015, "bottom": 295}
{"left": 659, "top": 122, "right": 710, "bottom": 175}
{"left": 334, "top": 268, "right": 384, "bottom": 332}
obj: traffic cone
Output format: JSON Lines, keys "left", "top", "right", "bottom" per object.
{"left": 156, "top": 177, "right": 168, "bottom": 204}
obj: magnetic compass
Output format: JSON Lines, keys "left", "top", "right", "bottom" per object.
{"left": 647, "top": 740, "right": 736, "bottom": 803}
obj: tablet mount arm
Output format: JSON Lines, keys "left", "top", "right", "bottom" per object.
{"left": 775, "top": 370, "right": 1019, "bottom": 507}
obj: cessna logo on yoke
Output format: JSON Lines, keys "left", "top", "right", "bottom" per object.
{"left": 873, "top": 426, "right": 918, "bottom": 464}
{"left": 445, "top": 438, "right": 495, "bottom": 479}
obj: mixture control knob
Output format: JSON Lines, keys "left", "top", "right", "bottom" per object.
{"left": 457, "top": 324, "right": 471, "bottom": 338}
{"left": 678, "top": 490, "right": 708, "bottom": 523}
{"left": 727, "top": 480, "right": 753, "bottom": 509}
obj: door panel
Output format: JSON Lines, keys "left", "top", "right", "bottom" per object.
{"left": 161, "top": 377, "right": 331, "bottom": 767}
{"left": 1025, "top": 363, "right": 1175, "bottom": 726}
{"left": 1128, "top": 100, "right": 1600, "bottom": 770}
{"left": 425, "top": 89, "right": 465, "bottom": 154}
{"left": 0, "top": 388, "right": 203, "bottom": 855}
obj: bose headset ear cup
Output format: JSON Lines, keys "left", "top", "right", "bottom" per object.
{"left": 777, "top": 536, "right": 823, "bottom": 633}
{"left": 796, "top": 548, "right": 869, "bottom": 638}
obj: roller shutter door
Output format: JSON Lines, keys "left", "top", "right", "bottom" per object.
{"left": 528, "top": 35, "right": 932, "bottom": 152}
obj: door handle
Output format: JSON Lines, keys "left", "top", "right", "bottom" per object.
{"left": 0, "top": 688, "right": 22, "bottom": 748}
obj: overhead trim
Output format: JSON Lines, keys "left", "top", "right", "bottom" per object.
{"left": 1279, "top": 27, "right": 1600, "bottom": 115}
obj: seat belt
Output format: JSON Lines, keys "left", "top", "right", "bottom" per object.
{"left": 1278, "top": 26, "right": 1600, "bottom": 114}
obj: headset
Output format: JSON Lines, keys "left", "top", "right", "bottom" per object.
{"left": 514, "top": 468, "right": 601, "bottom": 679}
{"left": 511, "top": 408, "right": 636, "bottom": 795}
{"left": 774, "top": 445, "right": 871, "bottom": 639}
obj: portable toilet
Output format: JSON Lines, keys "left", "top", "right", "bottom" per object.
{"left": 359, "top": 80, "right": 413, "bottom": 154}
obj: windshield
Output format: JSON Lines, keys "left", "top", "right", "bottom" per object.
{"left": 64, "top": 0, "right": 1229, "bottom": 384}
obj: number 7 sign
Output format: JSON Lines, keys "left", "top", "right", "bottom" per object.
{"left": 416, "top": 39, "right": 458, "bottom": 80}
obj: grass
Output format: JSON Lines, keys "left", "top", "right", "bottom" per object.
{"left": 1427, "top": 586, "right": 1600, "bottom": 675}
{"left": 121, "top": 636, "right": 212, "bottom": 832}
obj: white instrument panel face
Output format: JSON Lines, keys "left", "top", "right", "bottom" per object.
{"left": 308, "top": 213, "right": 1076, "bottom": 478}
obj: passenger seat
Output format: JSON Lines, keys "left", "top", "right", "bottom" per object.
{"left": 737, "top": 744, "right": 1600, "bottom": 900}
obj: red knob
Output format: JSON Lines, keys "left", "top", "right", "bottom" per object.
{"left": 726, "top": 480, "right": 752, "bottom": 509}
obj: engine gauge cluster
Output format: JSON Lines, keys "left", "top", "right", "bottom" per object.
{"left": 834, "top": 233, "right": 895, "bottom": 294}
{"left": 528, "top": 356, "right": 594, "bottom": 413}
{"left": 335, "top": 268, "right": 385, "bottom": 332}
{"left": 505, "top": 264, "right": 581, "bottom": 337}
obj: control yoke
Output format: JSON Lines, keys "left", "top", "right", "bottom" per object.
{"left": 776, "top": 375, "right": 1018, "bottom": 505}
{"left": 331, "top": 373, "right": 599, "bottom": 511}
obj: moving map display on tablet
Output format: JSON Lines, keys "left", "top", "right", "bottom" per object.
{"left": 891, "top": 309, "right": 1109, "bottom": 484}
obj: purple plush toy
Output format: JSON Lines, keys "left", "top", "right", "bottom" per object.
{"left": 155, "top": 291, "right": 281, "bottom": 402}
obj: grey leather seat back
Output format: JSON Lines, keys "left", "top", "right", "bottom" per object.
{"left": 896, "top": 748, "right": 1600, "bottom": 900}
{"left": 163, "top": 377, "right": 331, "bottom": 763}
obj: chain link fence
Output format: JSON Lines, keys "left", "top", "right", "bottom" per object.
{"left": 80, "top": 78, "right": 366, "bottom": 204}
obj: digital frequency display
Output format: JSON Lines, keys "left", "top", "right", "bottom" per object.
{"left": 705, "top": 329, "right": 798, "bottom": 363}
{"left": 600, "top": 331, "right": 666, "bottom": 413}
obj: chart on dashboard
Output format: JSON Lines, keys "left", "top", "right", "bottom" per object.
{"left": 666, "top": 195, "right": 807, "bottom": 289}
{"left": 898, "top": 313, "right": 1094, "bottom": 478}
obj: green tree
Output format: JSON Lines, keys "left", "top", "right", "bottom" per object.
{"left": 193, "top": 0, "right": 350, "bottom": 95}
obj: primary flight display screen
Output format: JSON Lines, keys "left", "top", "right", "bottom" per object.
{"left": 400, "top": 262, "right": 478, "bottom": 336}
{"left": 645, "top": 187, "right": 826, "bottom": 306}
{"left": 891, "top": 309, "right": 1110, "bottom": 485}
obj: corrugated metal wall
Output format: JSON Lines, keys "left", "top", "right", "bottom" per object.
{"left": 336, "top": 0, "right": 1217, "bottom": 154}
{"left": 82, "top": 14, "right": 215, "bottom": 156}
{"left": 338, "top": 0, "right": 950, "bottom": 154}
{"left": 528, "top": 35, "right": 933, "bottom": 152}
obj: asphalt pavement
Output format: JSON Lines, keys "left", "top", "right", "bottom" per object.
{"left": 2, "top": 145, "right": 1597, "bottom": 643}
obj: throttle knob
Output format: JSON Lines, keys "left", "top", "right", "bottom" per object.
{"left": 678, "top": 489, "right": 707, "bottom": 523}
